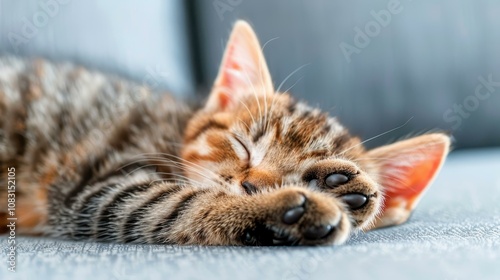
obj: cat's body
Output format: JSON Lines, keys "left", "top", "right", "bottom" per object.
{"left": 0, "top": 56, "right": 193, "bottom": 238}
{"left": 0, "top": 21, "right": 450, "bottom": 246}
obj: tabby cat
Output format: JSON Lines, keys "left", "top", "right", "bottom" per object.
{"left": 0, "top": 21, "right": 450, "bottom": 246}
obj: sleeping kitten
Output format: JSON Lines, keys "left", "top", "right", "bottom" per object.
{"left": 0, "top": 21, "right": 450, "bottom": 246}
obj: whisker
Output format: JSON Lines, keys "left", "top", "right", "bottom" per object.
{"left": 283, "top": 76, "right": 304, "bottom": 93}
{"left": 123, "top": 152, "right": 217, "bottom": 175}
{"left": 242, "top": 68, "right": 263, "bottom": 127}
{"left": 276, "top": 64, "right": 310, "bottom": 93}
{"left": 122, "top": 161, "right": 208, "bottom": 184}
{"left": 266, "top": 63, "right": 308, "bottom": 132}
{"left": 338, "top": 117, "right": 414, "bottom": 156}
{"left": 237, "top": 98, "right": 257, "bottom": 126}
{"left": 119, "top": 154, "right": 222, "bottom": 185}
{"left": 265, "top": 93, "right": 278, "bottom": 133}
{"left": 126, "top": 159, "right": 220, "bottom": 186}
{"left": 259, "top": 37, "right": 279, "bottom": 131}
{"left": 147, "top": 171, "right": 208, "bottom": 187}
{"left": 261, "top": 37, "right": 280, "bottom": 53}
{"left": 236, "top": 117, "right": 251, "bottom": 132}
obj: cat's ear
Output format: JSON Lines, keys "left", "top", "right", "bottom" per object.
{"left": 206, "top": 20, "right": 274, "bottom": 111}
{"left": 366, "top": 133, "right": 451, "bottom": 229}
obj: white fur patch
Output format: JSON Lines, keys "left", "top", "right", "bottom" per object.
{"left": 250, "top": 128, "right": 275, "bottom": 167}
{"left": 195, "top": 134, "right": 212, "bottom": 156}
{"left": 228, "top": 136, "right": 249, "bottom": 161}
{"left": 250, "top": 145, "right": 265, "bottom": 167}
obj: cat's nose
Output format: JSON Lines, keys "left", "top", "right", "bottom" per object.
{"left": 241, "top": 181, "right": 258, "bottom": 194}
{"left": 242, "top": 169, "right": 281, "bottom": 193}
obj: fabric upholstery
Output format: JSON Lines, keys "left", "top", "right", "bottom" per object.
{"left": 1, "top": 148, "right": 499, "bottom": 279}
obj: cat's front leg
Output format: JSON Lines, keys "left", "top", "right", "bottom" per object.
{"left": 56, "top": 168, "right": 349, "bottom": 246}
{"left": 166, "top": 186, "right": 352, "bottom": 246}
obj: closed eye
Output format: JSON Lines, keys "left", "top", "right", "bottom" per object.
{"left": 230, "top": 135, "right": 251, "bottom": 162}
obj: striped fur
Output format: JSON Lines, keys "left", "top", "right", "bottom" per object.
{"left": 0, "top": 21, "right": 450, "bottom": 246}
{"left": 0, "top": 56, "right": 367, "bottom": 246}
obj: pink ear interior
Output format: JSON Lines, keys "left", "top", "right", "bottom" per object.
{"left": 367, "top": 134, "right": 450, "bottom": 228}
{"left": 380, "top": 142, "right": 448, "bottom": 212}
{"left": 218, "top": 42, "right": 247, "bottom": 90}
{"left": 214, "top": 41, "right": 250, "bottom": 109}
{"left": 207, "top": 21, "right": 273, "bottom": 111}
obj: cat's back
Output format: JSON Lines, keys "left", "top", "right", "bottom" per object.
{"left": 0, "top": 57, "right": 193, "bottom": 231}
{"left": 0, "top": 56, "right": 157, "bottom": 146}
{"left": 0, "top": 56, "right": 150, "bottom": 155}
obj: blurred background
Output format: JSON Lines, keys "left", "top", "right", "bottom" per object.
{"left": 1, "top": 0, "right": 499, "bottom": 150}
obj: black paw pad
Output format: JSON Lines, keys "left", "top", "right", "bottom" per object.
{"left": 242, "top": 226, "right": 273, "bottom": 246}
{"left": 282, "top": 206, "right": 305, "bottom": 224}
{"left": 341, "top": 193, "right": 368, "bottom": 210}
{"left": 303, "top": 224, "right": 334, "bottom": 240}
{"left": 243, "top": 230, "right": 257, "bottom": 245}
{"left": 325, "top": 173, "right": 349, "bottom": 187}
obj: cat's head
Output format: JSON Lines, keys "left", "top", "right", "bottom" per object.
{"left": 181, "top": 21, "right": 450, "bottom": 238}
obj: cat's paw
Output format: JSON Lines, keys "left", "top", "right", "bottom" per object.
{"left": 242, "top": 188, "right": 350, "bottom": 246}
